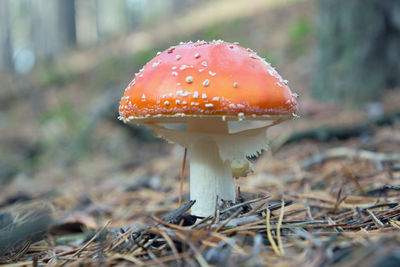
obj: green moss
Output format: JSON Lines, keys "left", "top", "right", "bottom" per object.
{"left": 260, "top": 51, "right": 278, "bottom": 67}
{"left": 37, "top": 63, "right": 75, "bottom": 88}
{"left": 39, "top": 99, "right": 76, "bottom": 125}
{"left": 89, "top": 48, "right": 159, "bottom": 92}
{"left": 287, "top": 17, "right": 312, "bottom": 58}
{"left": 204, "top": 24, "right": 222, "bottom": 40}
{"left": 201, "top": 17, "right": 249, "bottom": 46}
{"left": 289, "top": 17, "right": 311, "bottom": 41}
{"left": 133, "top": 48, "right": 160, "bottom": 65}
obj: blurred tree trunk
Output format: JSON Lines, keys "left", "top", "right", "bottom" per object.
{"left": 124, "top": 0, "right": 140, "bottom": 33}
{"left": 58, "top": 0, "right": 76, "bottom": 47}
{"left": 95, "top": 0, "right": 102, "bottom": 40}
{"left": 30, "top": 0, "right": 77, "bottom": 62}
{"left": 313, "top": 0, "right": 400, "bottom": 105}
{"left": 0, "top": 0, "right": 13, "bottom": 72}
{"left": 30, "top": 0, "right": 61, "bottom": 62}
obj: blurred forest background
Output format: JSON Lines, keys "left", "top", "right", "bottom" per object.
{"left": 1, "top": 0, "right": 320, "bottom": 187}
{"left": 1, "top": 0, "right": 399, "bottom": 184}
{"left": 1, "top": 0, "right": 400, "bottom": 265}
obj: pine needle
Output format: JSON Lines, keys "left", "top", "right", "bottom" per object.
{"left": 366, "top": 209, "right": 385, "bottom": 228}
{"left": 71, "top": 220, "right": 110, "bottom": 257}
{"left": 153, "top": 228, "right": 182, "bottom": 267}
{"left": 389, "top": 219, "right": 400, "bottom": 229}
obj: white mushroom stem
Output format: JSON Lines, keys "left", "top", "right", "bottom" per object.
{"left": 189, "top": 139, "right": 235, "bottom": 217}
{"left": 186, "top": 119, "right": 234, "bottom": 217}
{"left": 150, "top": 117, "right": 274, "bottom": 217}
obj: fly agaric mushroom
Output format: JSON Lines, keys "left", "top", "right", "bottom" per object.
{"left": 119, "top": 40, "right": 298, "bottom": 217}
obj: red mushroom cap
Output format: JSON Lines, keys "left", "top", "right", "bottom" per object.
{"left": 119, "top": 40, "right": 298, "bottom": 122}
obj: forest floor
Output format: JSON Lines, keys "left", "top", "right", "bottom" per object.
{"left": 1, "top": 0, "right": 400, "bottom": 266}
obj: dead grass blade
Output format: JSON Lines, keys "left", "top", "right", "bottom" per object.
{"left": 342, "top": 165, "right": 367, "bottom": 196}
{"left": 266, "top": 208, "right": 280, "bottom": 256}
{"left": 277, "top": 199, "right": 285, "bottom": 256}
{"left": 179, "top": 148, "right": 187, "bottom": 206}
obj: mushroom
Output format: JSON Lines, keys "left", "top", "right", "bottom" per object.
{"left": 119, "top": 40, "right": 298, "bottom": 217}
